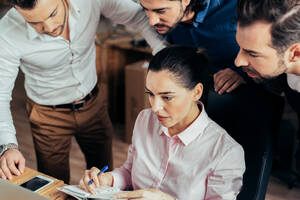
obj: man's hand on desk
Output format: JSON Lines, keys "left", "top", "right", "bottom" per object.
{"left": 213, "top": 68, "right": 246, "bottom": 95}
{"left": 114, "top": 188, "right": 176, "bottom": 200}
{"left": 0, "top": 149, "right": 25, "bottom": 180}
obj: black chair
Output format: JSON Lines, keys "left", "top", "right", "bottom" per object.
{"left": 271, "top": 74, "right": 300, "bottom": 189}
{"left": 206, "top": 83, "right": 284, "bottom": 200}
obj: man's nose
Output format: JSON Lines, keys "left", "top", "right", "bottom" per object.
{"left": 147, "top": 12, "right": 160, "bottom": 27}
{"left": 43, "top": 20, "right": 56, "bottom": 33}
{"left": 234, "top": 49, "right": 249, "bottom": 68}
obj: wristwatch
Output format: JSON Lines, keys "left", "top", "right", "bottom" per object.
{"left": 0, "top": 143, "right": 18, "bottom": 156}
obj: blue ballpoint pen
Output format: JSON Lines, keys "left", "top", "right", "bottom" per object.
{"left": 88, "top": 165, "right": 109, "bottom": 185}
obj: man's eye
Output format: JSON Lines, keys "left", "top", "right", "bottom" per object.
{"left": 29, "top": 23, "right": 39, "bottom": 26}
{"left": 250, "top": 54, "right": 258, "bottom": 58}
{"left": 248, "top": 53, "right": 259, "bottom": 58}
{"left": 163, "top": 96, "right": 173, "bottom": 101}
{"left": 51, "top": 12, "right": 57, "bottom": 17}
{"left": 156, "top": 10, "right": 165, "bottom": 14}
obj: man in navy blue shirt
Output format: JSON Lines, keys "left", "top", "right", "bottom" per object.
{"left": 140, "top": 0, "right": 246, "bottom": 94}
{"left": 140, "top": 0, "right": 284, "bottom": 198}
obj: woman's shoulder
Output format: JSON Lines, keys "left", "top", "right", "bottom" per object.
{"left": 134, "top": 108, "right": 159, "bottom": 132}
{"left": 205, "top": 118, "right": 243, "bottom": 152}
{"left": 135, "top": 108, "right": 154, "bottom": 122}
{"left": 132, "top": 108, "right": 160, "bottom": 141}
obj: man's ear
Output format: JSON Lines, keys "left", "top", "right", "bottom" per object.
{"left": 285, "top": 43, "right": 300, "bottom": 74}
{"left": 192, "top": 83, "right": 203, "bottom": 101}
{"left": 182, "top": 0, "right": 191, "bottom": 8}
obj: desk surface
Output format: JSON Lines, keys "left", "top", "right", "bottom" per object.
{"left": 9, "top": 167, "right": 71, "bottom": 200}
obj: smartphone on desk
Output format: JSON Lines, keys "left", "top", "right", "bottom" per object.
{"left": 20, "top": 175, "right": 54, "bottom": 192}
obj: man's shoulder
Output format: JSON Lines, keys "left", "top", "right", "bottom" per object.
{"left": 71, "top": 0, "right": 98, "bottom": 7}
{"left": 70, "top": 0, "right": 101, "bottom": 10}
{"left": 0, "top": 8, "right": 27, "bottom": 39}
{"left": 194, "top": 0, "right": 236, "bottom": 24}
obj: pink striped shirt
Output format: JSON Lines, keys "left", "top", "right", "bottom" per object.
{"left": 111, "top": 107, "right": 245, "bottom": 200}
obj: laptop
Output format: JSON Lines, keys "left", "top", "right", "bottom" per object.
{"left": 0, "top": 178, "right": 49, "bottom": 200}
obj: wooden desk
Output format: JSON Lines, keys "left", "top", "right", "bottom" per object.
{"left": 95, "top": 33, "right": 152, "bottom": 123}
{"left": 9, "top": 167, "right": 70, "bottom": 200}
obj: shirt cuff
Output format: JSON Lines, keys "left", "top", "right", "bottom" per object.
{"left": 110, "top": 170, "right": 129, "bottom": 190}
{"left": 0, "top": 132, "right": 18, "bottom": 146}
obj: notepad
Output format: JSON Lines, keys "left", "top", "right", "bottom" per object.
{"left": 57, "top": 185, "right": 123, "bottom": 200}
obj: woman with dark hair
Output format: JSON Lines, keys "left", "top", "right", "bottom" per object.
{"left": 79, "top": 46, "right": 245, "bottom": 200}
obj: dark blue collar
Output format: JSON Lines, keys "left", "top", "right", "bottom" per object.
{"left": 193, "top": 0, "right": 211, "bottom": 26}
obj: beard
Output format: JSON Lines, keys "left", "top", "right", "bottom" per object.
{"left": 242, "top": 57, "right": 288, "bottom": 83}
{"left": 241, "top": 66, "right": 266, "bottom": 83}
{"left": 57, "top": 0, "right": 67, "bottom": 36}
{"left": 153, "top": 21, "right": 181, "bottom": 35}
{"left": 45, "top": 0, "right": 67, "bottom": 37}
{"left": 153, "top": 4, "right": 186, "bottom": 35}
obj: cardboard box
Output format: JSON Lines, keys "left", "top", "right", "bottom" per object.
{"left": 125, "top": 61, "right": 150, "bottom": 143}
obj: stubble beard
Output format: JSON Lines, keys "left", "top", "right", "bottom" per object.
{"left": 243, "top": 57, "right": 288, "bottom": 83}
{"left": 155, "top": 5, "right": 186, "bottom": 35}
{"left": 47, "top": 0, "right": 67, "bottom": 37}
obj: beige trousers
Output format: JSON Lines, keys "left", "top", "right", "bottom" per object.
{"left": 26, "top": 83, "right": 113, "bottom": 183}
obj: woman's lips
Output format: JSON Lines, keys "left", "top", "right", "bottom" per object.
{"left": 157, "top": 115, "right": 168, "bottom": 122}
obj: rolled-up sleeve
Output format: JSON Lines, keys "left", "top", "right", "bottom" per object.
{"left": 0, "top": 37, "right": 20, "bottom": 146}
{"left": 99, "top": 0, "right": 167, "bottom": 54}
{"left": 205, "top": 145, "right": 245, "bottom": 200}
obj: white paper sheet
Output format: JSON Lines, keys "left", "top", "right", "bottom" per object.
{"left": 57, "top": 185, "right": 123, "bottom": 200}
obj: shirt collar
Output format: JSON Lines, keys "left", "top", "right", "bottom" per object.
{"left": 26, "top": 22, "right": 39, "bottom": 40}
{"left": 193, "top": 0, "right": 211, "bottom": 26}
{"left": 26, "top": 0, "right": 81, "bottom": 40}
{"left": 9, "top": 7, "right": 39, "bottom": 41}
{"left": 159, "top": 102, "right": 210, "bottom": 146}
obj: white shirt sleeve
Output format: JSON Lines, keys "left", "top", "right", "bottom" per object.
{"left": 0, "top": 36, "right": 20, "bottom": 146}
{"left": 99, "top": 0, "right": 167, "bottom": 54}
{"left": 205, "top": 145, "right": 245, "bottom": 200}
{"left": 287, "top": 74, "right": 300, "bottom": 93}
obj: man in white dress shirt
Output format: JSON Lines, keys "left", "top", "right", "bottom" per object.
{"left": 235, "top": 0, "right": 300, "bottom": 171}
{"left": 0, "top": 0, "right": 165, "bottom": 183}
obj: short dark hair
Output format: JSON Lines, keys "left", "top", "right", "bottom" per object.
{"left": 148, "top": 45, "right": 212, "bottom": 103}
{"left": 167, "top": 0, "right": 206, "bottom": 14}
{"left": 186, "top": 0, "right": 207, "bottom": 14}
{"left": 237, "top": 0, "right": 300, "bottom": 53}
{"left": 7, "top": 0, "right": 38, "bottom": 9}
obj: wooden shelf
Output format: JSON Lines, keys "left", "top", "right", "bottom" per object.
{"left": 95, "top": 33, "right": 152, "bottom": 123}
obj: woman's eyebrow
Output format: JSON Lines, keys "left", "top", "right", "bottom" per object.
{"left": 145, "top": 87, "right": 175, "bottom": 95}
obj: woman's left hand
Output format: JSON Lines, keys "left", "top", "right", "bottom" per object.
{"left": 113, "top": 188, "right": 175, "bottom": 200}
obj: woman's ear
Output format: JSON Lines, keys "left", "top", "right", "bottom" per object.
{"left": 192, "top": 83, "right": 203, "bottom": 101}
